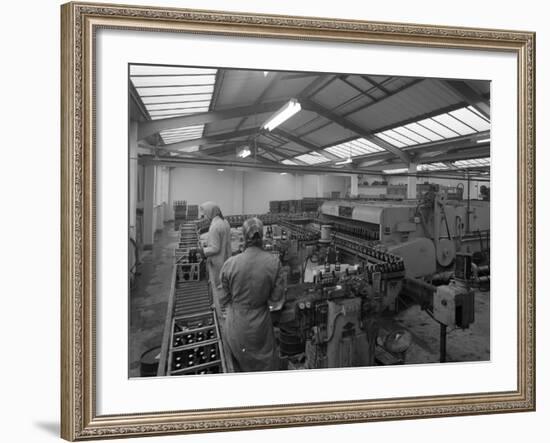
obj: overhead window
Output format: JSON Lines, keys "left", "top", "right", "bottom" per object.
{"left": 130, "top": 65, "right": 217, "bottom": 144}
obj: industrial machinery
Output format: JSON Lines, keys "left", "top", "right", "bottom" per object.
{"left": 318, "top": 190, "right": 490, "bottom": 278}
{"left": 275, "top": 253, "right": 407, "bottom": 369}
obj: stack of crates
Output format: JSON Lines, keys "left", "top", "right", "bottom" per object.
{"left": 173, "top": 200, "right": 187, "bottom": 230}
{"left": 269, "top": 200, "right": 281, "bottom": 213}
{"left": 302, "top": 197, "right": 324, "bottom": 212}
{"left": 186, "top": 204, "right": 199, "bottom": 221}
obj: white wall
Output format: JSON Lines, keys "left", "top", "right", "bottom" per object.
{"left": 170, "top": 167, "right": 350, "bottom": 215}
{"left": 2, "top": 1, "right": 548, "bottom": 443}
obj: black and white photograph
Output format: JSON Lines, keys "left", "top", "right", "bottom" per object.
{"left": 128, "top": 63, "right": 491, "bottom": 377}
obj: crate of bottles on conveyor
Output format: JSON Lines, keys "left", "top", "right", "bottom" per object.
{"left": 175, "top": 223, "right": 204, "bottom": 282}
{"left": 168, "top": 310, "right": 226, "bottom": 375}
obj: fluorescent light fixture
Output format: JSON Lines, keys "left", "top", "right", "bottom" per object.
{"left": 237, "top": 146, "right": 251, "bottom": 158}
{"left": 382, "top": 168, "right": 408, "bottom": 174}
{"left": 263, "top": 71, "right": 269, "bottom": 77}
{"left": 217, "top": 168, "right": 224, "bottom": 172}
{"left": 262, "top": 99, "right": 301, "bottom": 131}
{"left": 476, "top": 138, "right": 491, "bottom": 143}
{"left": 335, "top": 157, "right": 353, "bottom": 166}
{"left": 280, "top": 172, "right": 287, "bottom": 175}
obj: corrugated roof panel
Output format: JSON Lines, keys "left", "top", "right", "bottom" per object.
{"left": 346, "top": 80, "right": 463, "bottom": 131}
{"left": 262, "top": 76, "right": 314, "bottom": 102}
{"left": 277, "top": 109, "right": 319, "bottom": 132}
{"left": 214, "top": 70, "right": 271, "bottom": 108}
{"left": 313, "top": 79, "right": 364, "bottom": 110}
{"left": 202, "top": 117, "right": 246, "bottom": 136}
{"left": 345, "top": 75, "right": 374, "bottom": 91}
{"left": 303, "top": 122, "right": 354, "bottom": 147}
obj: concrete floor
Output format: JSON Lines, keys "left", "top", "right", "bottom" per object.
{"left": 129, "top": 225, "right": 490, "bottom": 376}
{"left": 129, "top": 223, "right": 179, "bottom": 377}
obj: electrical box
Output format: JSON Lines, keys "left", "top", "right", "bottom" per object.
{"left": 433, "top": 280, "right": 475, "bottom": 328}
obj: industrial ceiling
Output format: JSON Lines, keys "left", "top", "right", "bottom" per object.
{"left": 130, "top": 64, "right": 490, "bottom": 177}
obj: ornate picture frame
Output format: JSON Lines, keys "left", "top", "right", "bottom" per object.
{"left": 61, "top": 1, "right": 535, "bottom": 440}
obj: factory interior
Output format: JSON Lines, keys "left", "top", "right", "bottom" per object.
{"left": 129, "top": 64, "right": 491, "bottom": 377}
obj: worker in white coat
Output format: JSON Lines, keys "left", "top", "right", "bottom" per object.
{"left": 199, "top": 201, "right": 232, "bottom": 318}
{"left": 220, "top": 217, "right": 285, "bottom": 372}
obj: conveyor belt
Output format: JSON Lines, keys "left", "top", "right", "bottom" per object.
{"left": 158, "top": 222, "right": 227, "bottom": 376}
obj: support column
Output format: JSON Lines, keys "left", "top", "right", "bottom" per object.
{"left": 232, "top": 171, "right": 244, "bottom": 215}
{"left": 143, "top": 164, "right": 156, "bottom": 249}
{"left": 129, "top": 121, "right": 138, "bottom": 241}
{"left": 316, "top": 175, "right": 325, "bottom": 198}
{"left": 167, "top": 167, "right": 174, "bottom": 221}
{"left": 294, "top": 174, "right": 304, "bottom": 200}
{"left": 407, "top": 162, "right": 418, "bottom": 200}
{"left": 350, "top": 174, "right": 358, "bottom": 198}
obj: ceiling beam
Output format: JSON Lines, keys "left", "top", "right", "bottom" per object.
{"left": 443, "top": 80, "right": 490, "bottom": 120}
{"left": 138, "top": 101, "right": 285, "bottom": 140}
{"left": 300, "top": 98, "right": 411, "bottom": 163}
{"left": 256, "top": 142, "right": 309, "bottom": 166}
{"left": 272, "top": 128, "right": 340, "bottom": 161}
{"left": 355, "top": 132, "right": 489, "bottom": 167}
{"left": 161, "top": 127, "right": 259, "bottom": 152}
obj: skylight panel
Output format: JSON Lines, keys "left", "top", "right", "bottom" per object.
{"left": 453, "top": 157, "right": 490, "bottom": 168}
{"left": 393, "top": 126, "right": 432, "bottom": 144}
{"left": 148, "top": 107, "right": 209, "bottom": 116}
{"left": 432, "top": 114, "right": 476, "bottom": 136}
{"left": 295, "top": 153, "right": 330, "bottom": 165}
{"left": 323, "top": 137, "right": 385, "bottom": 159}
{"left": 418, "top": 162, "right": 449, "bottom": 171}
{"left": 130, "top": 66, "right": 217, "bottom": 76}
{"left": 448, "top": 108, "right": 490, "bottom": 132}
{"left": 137, "top": 85, "right": 215, "bottom": 96}
{"left": 374, "top": 133, "right": 407, "bottom": 148}
{"left": 282, "top": 159, "right": 297, "bottom": 165}
{"left": 404, "top": 122, "right": 444, "bottom": 141}
{"left": 141, "top": 94, "right": 213, "bottom": 105}
{"left": 145, "top": 101, "right": 211, "bottom": 111}
{"left": 131, "top": 75, "right": 216, "bottom": 88}
{"left": 382, "top": 168, "right": 408, "bottom": 174}
{"left": 416, "top": 118, "right": 460, "bottom": 139}
{"left": 383, "top": 129, "right": 417, "bottom": 146}
{"left": 467, "top": 106, "right": 490, "bottom": 121}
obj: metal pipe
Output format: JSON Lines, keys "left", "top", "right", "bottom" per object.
{"left": 440, "top": 323, "right": 447, "bottom": 363}
{"left": 466, "top": 171, "right": 471, "bottom": 233}
{"left": 138, "top": 155, "right": 491, "bottom": 182}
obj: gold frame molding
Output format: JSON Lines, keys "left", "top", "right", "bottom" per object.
{"left": 60, "top": 1, "right": 536, "bottom": 440}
